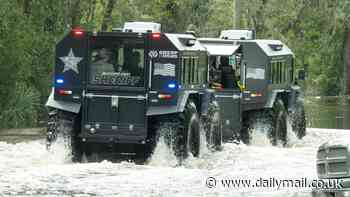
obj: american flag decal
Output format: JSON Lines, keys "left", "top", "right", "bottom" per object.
{"left": 154, "top": 63, "right": 175, "bottom": 77}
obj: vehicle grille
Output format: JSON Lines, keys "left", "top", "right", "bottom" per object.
{"left": 317, "top": 146, "right": 349, "bottom": 179}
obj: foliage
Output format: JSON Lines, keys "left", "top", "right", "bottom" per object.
{"left": 0, "top": 83, "right": 40, "bottom": 128}
{"left": 240, "top": 0, "right": 345, "bottom": 96}
{"left": 0, "top": 0, "right": 348, "bottom": 128}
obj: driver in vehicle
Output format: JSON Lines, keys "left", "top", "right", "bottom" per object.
{"left": 209, "top": 57, "right": 223, "bottom": 90}
{"left": 220, "top": 56, "right": 237, "bottom": 89}
{"left": 128, "top": 51, "right": 143, "bottom": 76}
{"left": 91, "top": 48, "right": 115, "bottom": 76}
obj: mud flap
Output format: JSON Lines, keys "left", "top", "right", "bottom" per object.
{"left": 46, "top": 88, "right": 81, "bottom": 113}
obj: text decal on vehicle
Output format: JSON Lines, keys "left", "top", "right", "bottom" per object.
{"left": 154, "top": 63, "right": 176, "bottom": 77}
{"left": 148, "top": 50, "right": 178, "bottom": 59}
{"left": 246, "top": 68, "right": 265, "bottom": 80}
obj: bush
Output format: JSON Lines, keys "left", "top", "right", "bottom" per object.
{"left": 0, "top": 84, "right": 40, "bottom": 128}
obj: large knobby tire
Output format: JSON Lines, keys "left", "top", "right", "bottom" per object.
{"left": 46, "top": 109, "right": 82, "bottom": 162}
{"left": 290, "top": 98, "right": 306, "bottom": 139}
{"left": 240, "top": 99, "right": 287, "bottom": 146}
{"left": 203, "top": 101, "right": 222, "bottom": 151}
{"left": 157, "top": 100, "right": 200, "bottom": 162}
{"left": 178, "top": 101, "right": 200, "bottom": 159}
{"left": 270, "top": 99, "right": 288, "bottom": 146}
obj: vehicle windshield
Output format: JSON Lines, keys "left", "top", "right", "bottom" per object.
{"left": 89, "top": 37, "right": 145, "bottom": 87}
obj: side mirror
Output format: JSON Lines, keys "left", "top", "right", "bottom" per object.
{"left": 297, "top": 69, "right": 306, "bottom": 81}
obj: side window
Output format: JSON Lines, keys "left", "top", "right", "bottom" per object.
{"left": 185, "top": 58, "right": 190, "bottom": 85}
{"left": 281, "top": 62, "right": 284, "bottom": 83}
{"left": 279, "top": 62, "right": 282, "bottom": 83}
{"left": 279, "top": 62, "right": 283, "bottom": 83}
{"left": 198, "top": 53, "right": 208, "bottom": 84}
{"left": 283, "top": 62, "right": 287, "bottom": 83}
{"left": 191, "top": 58, "right": 199, "bottom": 84}
{"left": 270, "top": 62, "right": 274, "bottom": 84}
{"left": 195, "top": 58, "right": 199, "bottom": 84}
{"left": 181, "top": 58, "right": 186, "bottom": 85}
{"left": 274, "top": 62, "right": 277, "bottom": 84}
{"left": 290, "top": 59, "right": 294, "bottom": 83}
{"left": 284, "top": 62, "right": 289, "bottom": 82}
{"left": 181, "top": 55, "right": 208, "bottom": 86}
{"left": 191, "top": 58, "right": 196, "bottom": 84}
{"left": 189, "top": 58, "right": 193, "bottom": 84}
{"left": 272, "top": 62, "right": 277, "bottom": 84}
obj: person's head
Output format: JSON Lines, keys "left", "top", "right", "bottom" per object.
{"left": 220, "top": 56, "right": 229, "bottom": 66}
{"left": 132, "top": 51, "right": 141, "bottom": 64}
{"left": 98, "top": 48, "right": 112, "bottom": 60}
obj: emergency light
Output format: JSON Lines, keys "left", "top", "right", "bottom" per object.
{"left": 269, "top": 44, "right": 283, "bottom": 51}
{"left": 56, "top": 78, "right": 64, "bottom": 84}
{"left": 71, "top": 28, "right": 85, "bottom": 37}
{"left": 151, "top": 32, "right": 161, "bottom": 40}
{"left": 58, "top": 89, "right": 72, "bottom": 95}
{"left": 168, "top": 83, "right": 176, "bottom": 89}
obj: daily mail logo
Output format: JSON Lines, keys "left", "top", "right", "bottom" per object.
{"left": 148, "top": 50, "right": 178, "bottom": 59}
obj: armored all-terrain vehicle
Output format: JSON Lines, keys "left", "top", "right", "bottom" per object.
{"left": 198, "top": 34, "right": 306, "bottom": 145}
{"left": 46, "top": 22, "right": 306, "bottom": 162}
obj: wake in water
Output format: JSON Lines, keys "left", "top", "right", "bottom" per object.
{"left": 247, "top": 115, "right": 303, "bottom": 148}
{"left": 148, "top": 125, "right": 212, "bottom": 168}
{"left": 47, "top": 133, "right": 75, "bottom": 164}
{"left": 148, "top": 115, "right": 308, "bottom": 169}
{"left": 286, "top": 117, "right": 301, "bottom": 147}
{"left": 249, "top": 121, "right": 272, "bottom": 147}
{"left": 1, "top": 128, "right": 349, "bottom": 196}
{"left": 148, "top": 136, "right": 178, "bottom": 167}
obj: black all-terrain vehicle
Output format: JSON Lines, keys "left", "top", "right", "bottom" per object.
{"left": 46, "top": 22, "right": 306, "bottom": 162}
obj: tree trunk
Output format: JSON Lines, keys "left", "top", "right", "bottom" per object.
{"left": 23, "top": 0, "right": 32, "bottom": 14}
{"left": 101, "top": 0, "right": 117, "bottom": 31}
{"left": 248, "top": 0, "right": 267, "bottom": 37}
{"left": 70, "top": 0, "right": 82, "bottom": 28}
{"left": 344, "top": 26, "right": 350, "bottom": 95}
{"left": 255, "top": 0, "right": 267, "bottom": 36}
{"left": 87, "top": 0, "right": 97, "bottom": 25}
{"left": 234, "top": 0, "right": 241, "bottom": 29}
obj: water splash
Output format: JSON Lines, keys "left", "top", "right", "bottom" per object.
{"left": 249, "top": 119, "right": 273, "bottom": 147}
{"left": 286, "top": 116, "right": 300, "bottom": 147}
{"left": 47, "top": 133, "right": 73, "bottom": 164}
{"left": 149, "top": 124, "right": 212, "bottom": 168}
{"left": 148, "top": 135, "right": 178, "bottom": 167}
{"left": 1, "top": 128, "right": 349, "bottom": 196}
{"left": 183, "top": 127, "right": 213, "bottom": 169}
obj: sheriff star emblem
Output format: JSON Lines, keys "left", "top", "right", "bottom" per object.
{"left": 59, "top": 49, "right": 83, "bottom": 74}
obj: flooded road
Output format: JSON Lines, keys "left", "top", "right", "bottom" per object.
{"left": 1, "top": 127, "right": 349, "bottom": 197}
{"left": 306, "top": 96, "right": 350, "bottom": 129}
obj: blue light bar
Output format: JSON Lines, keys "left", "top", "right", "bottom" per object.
{"left": 168, "top": 83, "right": 176, "bottom": 89}
{"left": 56, "top": 78, "right": 64, "bottom": 84}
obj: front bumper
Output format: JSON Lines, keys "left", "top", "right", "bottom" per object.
{"left": 79, "top": 133, "right": 148, "bottom": 144}
{"left": 79, "top": 125, "right": 148, "bottom": 144}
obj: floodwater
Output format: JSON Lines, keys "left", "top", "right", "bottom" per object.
{"left": 1, "top": 127, "right": 348, "bottom": 197}
{"left": 0, "top": 97, "right": 349, "bottom": 196}
{"left": 305, "top": 96, "right": 350, "bottom": 129}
